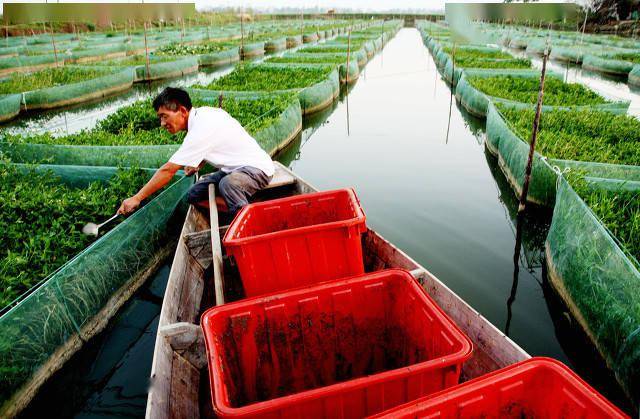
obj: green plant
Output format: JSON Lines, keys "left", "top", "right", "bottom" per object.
{"left": 612, "top": 52, "right": 640, "bottom": 64}
{"left": 5, "top": 93, "right": 297, "bottom": 146}
{"left": 470, "top": 75, "right": 607, "bottom": 106}
{"left": 569, "top": 174, "right": 640, "bottom": 265}
{"left": 201, "top": 64, "right": 332, "bottom": 91}
{"left": 498, "top": 105, "right": 640, "bottom": 166}
{"left": 0, "top": 163, "right": 150, "bottom": 308}
{"left": 444, "top": 47, "right": 513, "bottom": 60}
{"left": 0, "top": 67, "right": 111, "bottom": 94}
{"left": 266, "top": 54, "right": 347, "bottom": 64}
{"left": 455, "top": 56, "right": 531, "bottom": 69}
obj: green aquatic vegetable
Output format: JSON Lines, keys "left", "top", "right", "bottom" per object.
{"left": 470, "top": 75, "right": 607, "bottom": 106}
{"left": 569, "top": 174, "right": 640, "bottom": 265}
{"left": 201, "top": 64, "right": 332, "bottom": 91}
{"left": 498, "top": 105, "right": 640, "bottom": 166}
{"left": 444, "top": 47, "right": 513, "bottom": 60}
{"left": 6, "top": 93, "right": 297, "bottom": 146}
{"left": 0, "top": 67, "right": 111, "bottom": 94}
{"left": 0, "top": 163, "right": 150, "bottom": 307}
{"left": 266, "top": 54, "right": 347, "bottom": 64}
{"left": 611, "top": 53, "right": 640, "bottom": 64}
{"left": 454, "top": 56, "right": 531, "bottom": 69}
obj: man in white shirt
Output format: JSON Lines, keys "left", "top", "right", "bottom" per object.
{"left": 118, "top": 87, "right": 274, "bottom": 216}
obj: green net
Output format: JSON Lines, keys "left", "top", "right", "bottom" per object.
{"left": 21, "top": 67, "right": 135, "bottom": 111}
{"left": 66, "top": 44, "right": 128, "bottom": 63}
{"left": 486, "top": 102, "right": 640, "bottom": 206}
{"left": 240, "top": 41, "right": 265, "bottom": 58}
{"left": 0, "top": 164, "right": 192, "bottom": 412}
{"left": 133, "top": 56, "right": 199, "bottom": 82}
{"left": 1, "top": 94, "right": 303, "bottom": 168}
{"left": 0, "top": 54, "right": 61, "bottom": 75}
{"left": 264, "top": 37, "right": 287, "bottom": 52}
{"left": 455, "top": 69, "right": 629, "bottom": 118}
{"left": 196, "top": 63, "right": 339, "bottom": 116}
{"left": 0, "top": 94, "right": 21, "bottom": 123}
{"left": 630, "top": 64, "right": 640, "bottom": 87}
{"left": 197, "top": 48, "right": 240, "bottom": 67}
{"left": 582, "top": 54, "right": 636, "bottom": 77}
{"left": 546, "top": 175, "right": 640, "bottom": 402}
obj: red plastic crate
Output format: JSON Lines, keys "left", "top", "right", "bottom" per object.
{"left": 370, "top": 357, "right": 629, "bottom": 418}
{"left": 201, "top": 269, "right": 473, "bottom": 418}
{"left": 223, "top": 188, "right": 367, "bottom": 297}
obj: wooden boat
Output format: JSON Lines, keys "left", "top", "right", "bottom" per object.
{"left": 145, "top": 161, "right": 530, "bottom": 419}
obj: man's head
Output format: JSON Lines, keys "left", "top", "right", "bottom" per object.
{"left": 153, "top": 87, "right": 192, "bottom": 134}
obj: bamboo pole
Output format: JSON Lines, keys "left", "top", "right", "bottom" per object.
{"left": 49, "top": 23, "right": 59, "bottom": 66}
{"left": 518, "top": 44, "right": 549, "bottom": 212}
{"left": 143, "top": 22, "right": 151, "bottom": 81}
{"left": 580, "top": 9, "right": 588, "bottom": 44}
{"left": 240, "top": 10, "right": 244, "bottom": 54}
{"left": 345, "top": 27, "right": 352, "bottom": 84}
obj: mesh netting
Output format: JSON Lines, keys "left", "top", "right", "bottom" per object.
{"left": 240, "top": 41, "right": 265, "bottom": 58}
{"left": 546, "top": 175, "right": 640, "bottom": 402}
{"left": 66, "top": 45, "right": 128, "bottom": 64}
{"left": 1, "top": 94, "right": 303, "bottom": 168}
{"left": 455, "top": 69, "right": 629, "bottom": 118}
{"left": 485, "top": 102, "right": 640, "bottom": 206}
{"left": 197, "top": 48, "right": 240, "bottom": 67}
{"left": 21, "top": 67, "right": 135, "bottom": 111}
{"left": 264, "top": 37, "right": 287, "bottom": 52}
{"left": 133, "top": 56, "right": 199, "bottom": 82}
{"left": 582, "top": 54, "right": 636, "bottom": 77}
{"left": 630, "top": 65, "right": 640, "bottom": 87}
{"left": 0, "top": 55, "right": 62, "bottom": 76}
{"left": 0, "top": 94, "right": 21, "bottom": 123}
{"left": 0, "top": 164, "right": 192, "bottom": 412}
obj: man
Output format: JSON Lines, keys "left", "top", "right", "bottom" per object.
{"left": 118, "top": 87, "right": 274, "bottom": 216}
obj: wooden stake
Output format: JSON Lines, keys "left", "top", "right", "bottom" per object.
{"left": 580, "top": 9, "right": 588, "bottom": 44}
{"left": 240, "top": 10, "right": 244, "bottom": 54}
{"left": 518, "top": 45, "right": 549, "bottom": 212}
{"left": 345, "top": 28, "right": 352, "bottom": 84}
{"left": 49, "top": 23, "right": 59, "bottom": 66}
{"left": 218, "top": 92, "right": 223, "bottom": 109}
{"left": 143, "top": 22, "right": 151, "bottom": 81}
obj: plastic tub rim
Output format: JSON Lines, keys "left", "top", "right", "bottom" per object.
{"left": 369, "top": 357, "right": 628, "bottom": 418}
{"left": 222, "top": 188, "right": 366, "bottom": 246}
{"left": 201, "top": 268, "right": 474, "bottom": 417}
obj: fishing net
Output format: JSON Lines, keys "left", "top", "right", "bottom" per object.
{"left": 197, "top": 48, "right": 240, "bottom": 67}
{"left": 630, "top": 65, "right": 640, "bottom": 87}
{"left": 264, "top": 37, "right": 287, "bottom": 52}
{"left": 455, "top": 68, "right": 629, "bottom": 118}
{"left": 240, "top": 41, "right": 265, "bottom": 58}
{"left": 546, "top": 175, "right": 640, "bottom": 402}
{"left": 21, "top": 67, "right": 135, "bottom": 111}
{"left": 66, "top": 45, "right": 128, "bottom": 63}
{"left": 0, "top": 54, "right": 61, "bottom": 75}
{"left": 1, "top": 94, "right": 303, "bottom": 168}
{"left": 582, "top": 54, "right": 636, "bottom": 77}
{"left": 0, "top": 94, "right": 21, "bottom": 123}
{"left": 0, "top": 164, "right": 192, "bottom": 414}
{"left": 133, "top": 56, "right": 199, "bottom": 82}
{"left": 485, "top": 102, "right": 640, "bottom": 206}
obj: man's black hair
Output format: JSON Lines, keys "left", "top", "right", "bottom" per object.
{"left": 153, "top": 87, "right": 192, "bottom": 112}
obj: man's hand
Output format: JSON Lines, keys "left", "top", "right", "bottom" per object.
{"left": 118, "top": 196, "right": 141, "bottom": 215}
{"left": 184, "top": 166, "right": 199, "bottom": 176}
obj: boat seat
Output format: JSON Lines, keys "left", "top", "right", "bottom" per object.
{"left": 265, "top": 165, "right": 296, "bottom": 190}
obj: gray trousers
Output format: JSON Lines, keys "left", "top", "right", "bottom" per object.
{"left": 186, "top": 166, "right": 271, "bottom": 214}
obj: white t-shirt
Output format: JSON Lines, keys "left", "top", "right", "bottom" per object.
{"left": 168, "top": 106, "right": 275, "bottom": 177}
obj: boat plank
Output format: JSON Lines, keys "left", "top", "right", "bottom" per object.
{"left": 169, "top": 353, "right": 200, "bottom": 419}
{"left": 146, "top": 207, "right": 210, "bottom": 419}
{"left": 208, "top": 184, "right": 225, "bottom": 306}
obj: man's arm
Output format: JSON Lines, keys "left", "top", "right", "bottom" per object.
{"left": 118, "top": 162, "right": 182, "bottom": 215}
